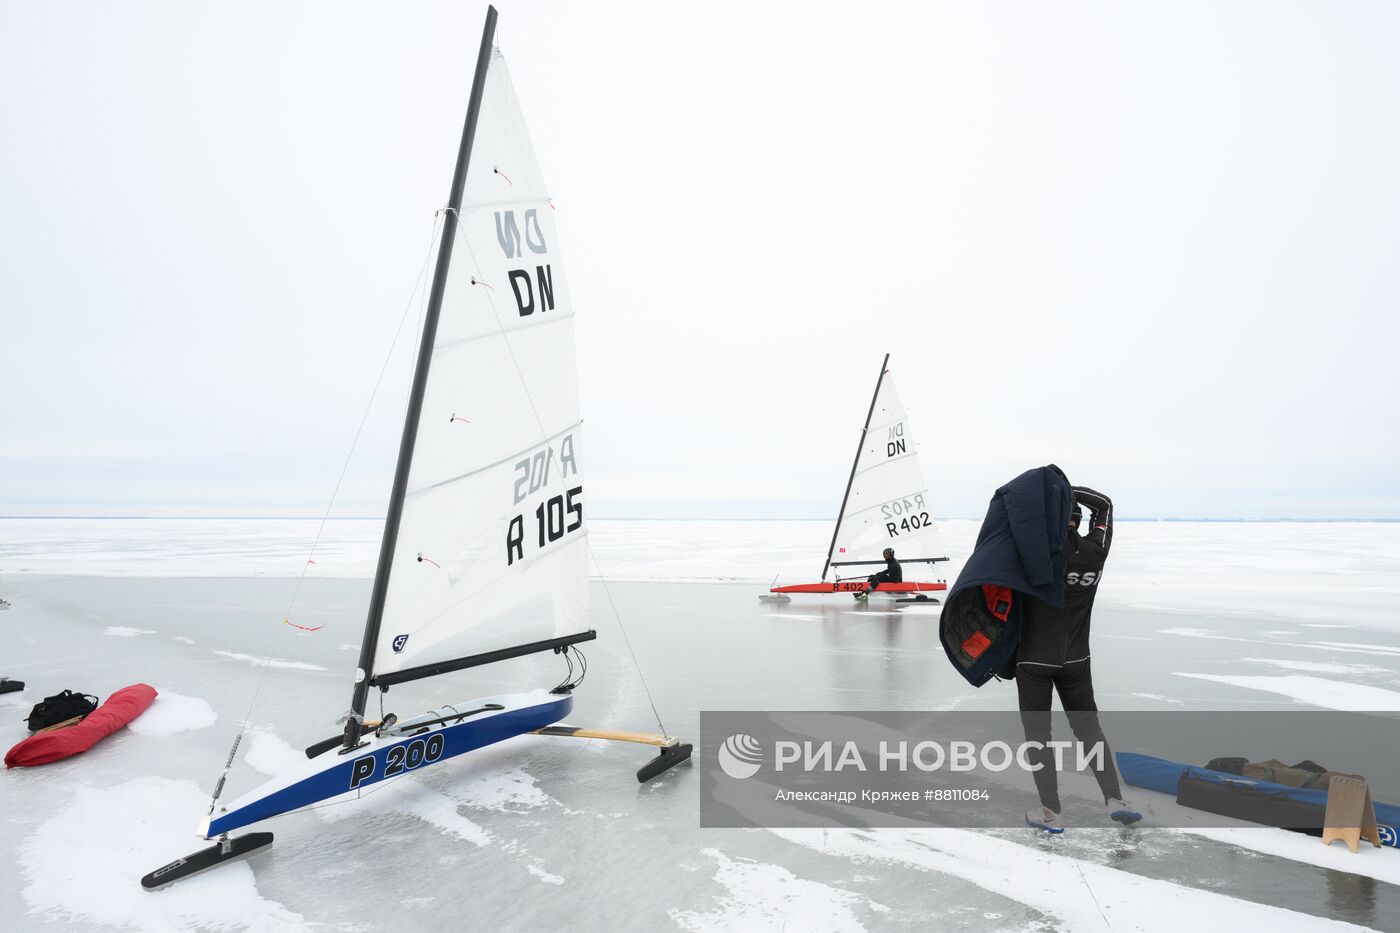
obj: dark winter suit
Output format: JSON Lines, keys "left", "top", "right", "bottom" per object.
{"left": 866, "top": 555, "right": 903, "bottom": 590}
{"left": 1017, "top": 486, "right": 1122, "bottom": 812}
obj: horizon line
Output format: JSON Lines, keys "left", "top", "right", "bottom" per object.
{"left": 1, "top": 515, "right": 1398, "bottom": 523}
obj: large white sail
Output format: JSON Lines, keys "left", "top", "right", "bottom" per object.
{"left": 371, "top": 47, "right": 589, "bottom": 680}
{"left": 829, "top": 369, "right": 946, "bottom": 571}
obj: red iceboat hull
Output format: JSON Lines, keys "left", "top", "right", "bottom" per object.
{"left": 771, "top": 581, "right": 948, "bottom": 595}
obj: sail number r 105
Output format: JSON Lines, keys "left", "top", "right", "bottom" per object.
{"left": 506, "top": 485, "right": 583, "bottom": 565}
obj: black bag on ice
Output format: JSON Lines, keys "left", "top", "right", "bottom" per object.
{"left": 25, "top": 689, "right": 99, "bottom": 732}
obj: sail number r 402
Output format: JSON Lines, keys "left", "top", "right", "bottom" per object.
{"left": 881, "top": 495, "right": 931, "bottom": 539}
{"left": 885, "top": 512, "right": 931, "bottom": 538}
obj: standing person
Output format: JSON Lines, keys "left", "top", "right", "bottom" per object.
{"left": 855, "top": 547, "right": 902, "bottom": 600}
{"left": 1018, "top": 486, "right": 1141, "bottom": 832}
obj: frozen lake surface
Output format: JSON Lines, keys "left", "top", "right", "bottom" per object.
{"left": 2, "top": 519, "right": 1399, "bottom": 931}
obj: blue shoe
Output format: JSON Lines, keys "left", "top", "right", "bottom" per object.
{"left": 1025, "top": 807, "right": 1064, "bottom": 834}
{"left": 1106, "top": 797, "right": 1142, "bottom": 826}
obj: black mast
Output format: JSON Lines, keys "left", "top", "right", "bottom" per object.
{"left": 345, "top": 6, "right": 500, "bottom": 747}
{"left": 821, "top": 353, "right": 890, "bottom": 581}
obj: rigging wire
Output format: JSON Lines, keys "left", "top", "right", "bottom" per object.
{"left": 590, "top": 554, "right": 670, "bottom": 738}
{"left": 455, "top": 222, "right": 670, "bottom": 740}
{"left": 281, "top": 210, "right": 444, "bottom": 627}
{"left": 552, "top": 644, "right": 589, "bottom": 694}
{"left": 204, "top": 211, "right": 443, "bottom": 813}
{"left": 1073, "top": 856, "right": 1114, "bottom": 932}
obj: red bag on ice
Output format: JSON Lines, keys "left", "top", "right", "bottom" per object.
{"left": 5, "top": 683, "right": 158, "bottom": 768}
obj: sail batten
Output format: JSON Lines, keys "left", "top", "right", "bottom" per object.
{"left": 433, "top": 313, "right": 577, "bottom": 355}
{"left": 408, "top": 419, "right": 585, "bottom": 498}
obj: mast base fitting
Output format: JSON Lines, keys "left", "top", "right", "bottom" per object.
{"left": 637, "top": 742, "right": 693, "bottom": 783}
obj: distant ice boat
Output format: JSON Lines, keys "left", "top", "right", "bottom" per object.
{"left": 144, "top": 6, "right": 689, "bottom": 890}
{"left": 768, "top": 354, "right": 949, "bottom": 600}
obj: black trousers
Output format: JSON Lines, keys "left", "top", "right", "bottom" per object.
{"left": 1016, "top": 660, "right": 1122, "bottom": 812}
{"left": 865, "top": 570, "right": 898, "bottom": 589}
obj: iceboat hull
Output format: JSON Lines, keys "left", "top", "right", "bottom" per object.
{"left": 201, "top": 690, "right": 570, "bottom": 838}
{"left": 771, "top": 581, "right": 948, "bottom": 595}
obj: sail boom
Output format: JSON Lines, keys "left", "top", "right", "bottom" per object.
{"left": 370, "top": 630, "right": 597, "bottom": 688}
{"left": 432, "top": 313, "right": 576, "bottom": 356}
{"left": 830, "top": 557, "right": 949, "bottom": 567}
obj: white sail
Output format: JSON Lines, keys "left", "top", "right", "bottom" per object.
{"left": 372, "top": 47, "right": 589, "bottom": 679}
{"left": 829, "top": 369, "right": 946, "bottom": 571}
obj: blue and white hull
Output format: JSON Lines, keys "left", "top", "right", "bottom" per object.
{"left": 200, "top": 690, "right": 570, "bottom": 838}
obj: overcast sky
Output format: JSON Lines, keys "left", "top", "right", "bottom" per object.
{"left": 2, "top": 1, "right": 1397, "bottom": 520}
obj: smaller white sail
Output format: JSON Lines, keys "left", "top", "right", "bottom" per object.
{"left": 829, "top": 370, "right": 945, "bottom": 571}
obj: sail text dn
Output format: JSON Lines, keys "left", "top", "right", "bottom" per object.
{"left": 496, "top": 209, "right": 554, "bottom": 317}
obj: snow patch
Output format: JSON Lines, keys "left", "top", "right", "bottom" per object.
{"left": 1174, "top": 673, "right": 1400, "bottom": 710}
{"left": 244, "top": 729, "right": 307, "bottom": 776}
{"left": 346, "top": 779, "right": 492, "bottom": 846}
{"left": 1315, "top": 641, "right": 1400, "bottom": 657}
{"left": 1241, "top": 657, "right": 1389, "bottom": 676}
{"left": 1131, "top": 693, "right": 1184, "bottom": 704}
{"left": 18, "top": 776, "right": 307, "bottom": 933}
{"left": 212, "top": 650, "right": 326, "bottom": 671}
{"left": 525, "top": 862, "right": 565, "bottom": 885}
{"left": 128, "top": 690, "right": 216, "bottom": 736}
{"left": 670, "top": 848, "right": 876, "bottom": 932}
{"left": 1161, "top": 628, "right": 1400, "bottom": 658}
{"left": 456, "top": 765, "right": 553, "bottom": 812}
{"left": 103, "top": 625, "right": 155, "bottom": 637}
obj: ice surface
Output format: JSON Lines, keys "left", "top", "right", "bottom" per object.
{"left": 772, "top": 828, "right": 1368, "bottom": 932}
{"left": 1178, "top": 828, "right": 1400, "bottom": 887}
{"left": 127, "top": 690, "right": 217, "bottom": 737}
{"left": 2, "top": 519, "right": 1399, "bottom": 931}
